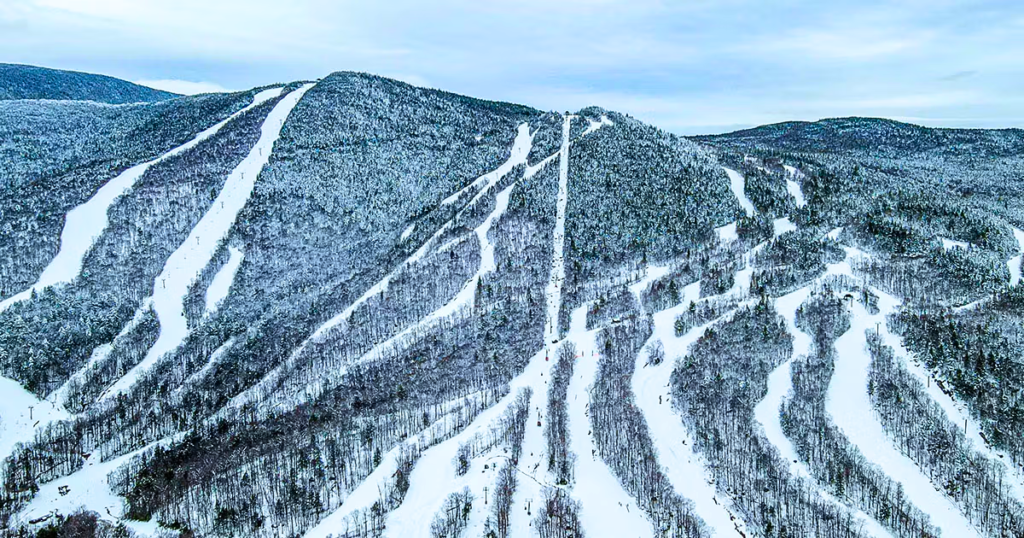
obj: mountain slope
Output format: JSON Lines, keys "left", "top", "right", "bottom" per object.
{"left": 1, "top": 68, "right": 1023, "bottom": 538}
{"left": 0, "top": 64, "right": 179, "bottom": 104}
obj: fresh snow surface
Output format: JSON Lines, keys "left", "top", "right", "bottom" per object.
{"left": 755, "top": 287, "right": 812, "bottom": 476}
{"left": 0, "top": 87, "right": 283, "bottom": 315}
{"left": 17, "top": 436, "right": 180, "bottom": 530}
{"left": 171, "top": 337, "right": 236, "bottom": 399}
{"left": 400, "top": 223, "right": 416, "bottom": 241}
{"left": 870, "top": 286, "right": 1024, "bottom": 500}
{"left": 628, "top": 263, "right": 671, "bottom": 303}
{"left": 440, "top": 124, "right": 533, "bottom": 207}
{"left": 772, "top": 217, "right": 797, "bottom": 238}
{"left": 783, "top": 165, "right": 807, "bottom": 207}
{"left": 828, "top": 299, "right": 981, "bottom": 538}
{"left": 723, "top": 167, "right": 755, "bottom": 217}
{"left": 0, "top": 377, "right": 68, "bottom": 463}
{"left": 203, "top": 246, "right": 244, "bottom": 317}
{"left": 100, "top": 84, "right": 313, "bottom": 400}
{"left": 1008, "top": 227, "right": 1024, "bottom": 287}
{"left": 545, "top": 114, "right": 573, "bottom": 342}
{"left": 753, "top": 278, "right": 892, "bottom": 537}
{"left": 633, "top": 283, "right": 748, "bottom": 537}
{"left": 940, "top": 237, "right": 969, "bottom": 251}
{"left": 565, "top": 305, "right": 654, "bottom": 538}
{"left": 715, "top": 222, "right": 738, "bottom": 243}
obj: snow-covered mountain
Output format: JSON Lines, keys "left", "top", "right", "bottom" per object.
{"left": 2, "top": 67, "right": 1023, "bottom": 538}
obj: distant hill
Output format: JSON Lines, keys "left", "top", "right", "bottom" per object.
{"left": 0, "top": 63, "right": 179, "bottom": 104}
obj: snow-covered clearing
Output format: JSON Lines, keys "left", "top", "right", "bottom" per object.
{"left": 783, "top": 165, "right": 807, "bottom": 208}
{"left": 772, "top": 217, "right": 796, "bottom": 238}
{"left": 400, "top": 223, "right": 416, "bottom": 242}
{"left": 100, "top": 84, "right": 313, "bottom": 400}
{"left": 203, "top": 246, "right": 244, "bottom": 317}
{"left": 633, "top": 283, "right": 748, "bottom": 537}
{"left": 628, "top": 263, "right": 671, "bottom": 303}
{"left": 723, "top": 167, "right": 755, "bottom": 217}
{"left": 0, "top": 87, "right": 283, "bottom": 315}
{"left": 828, "top": 299, "right": 981, "bottom": 537}
{"left": 565, "top": 305, "right": 654, "bottom": 538}
{"left": 715, "top": 222, "right": 738, "bottom": 243}
{"left": 940, "top": 237, "right": 969, "bottom": 251}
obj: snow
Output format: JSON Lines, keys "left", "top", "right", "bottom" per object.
{"left": 203, "top": 246, "right": 244, "bottom": 317}
{"left": 783, "top": 165, "right": 807, "bottom": 208}
{"left": 827, "top": 299, "right": 981, "bottom": 538}
{"left": 870, "top": 286, "right": 1024, "bottom": 501}
{"left": 17, "top": 435, "right": 180, "bottom": 530}
{"left": 633, "top": 284, "right": 748, "bottom": 537}
{"left": 440, "top": 124, "right": 533, "bottom": 207}
{"left": 171, "top": 337, "right": 236, "bottom": 398}
{"left": 755, "top": 287, "right": 812, "bottom": 477}
{"left": 940, "top": 237, "right": 969, "bottom": 251}
{"left": 1008, "top": 227, "right": 1024, "bottom": 287}
{"left": 0, "top": 87, "right": 283, "bottom": 315}
{"left": 628, "top": 263, "right": 671, "bottom": 303}
{"left": 400, "top": 223, "right": 416, "bottom": 242}
{"left": 100, "top": 84, "right": 313, "bottom": 400}
{"left": 722, "top": 167, "right": 755, "bottom": 217}
{"left": 0, "top": 376, "right": 69, "bottom": 464}
{"left": 564, "top": 305, "right": 654, "bottom": 538}
{"left": 545, "top": 114, "right": 573, "bottom": 342}
{"left": 581, "top": 115, "right": 614, "bottom": 137}
{"left": 714, "top": 221, "right": 738, "bottom": 244}
{"left": 772, "top": 217, "right": 797, "bottom": 238}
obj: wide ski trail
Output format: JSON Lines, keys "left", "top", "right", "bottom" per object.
{"left": 634, "top": 284, "right": 749, "bottom": 537}
{"left": 828, "top": 299, "right": 981, "bottom": 537}
{"left": 0, "top": 87, "right": 283, "bottom": 315}
{"left": 100, "top": 84, "right": 313, "bottom": 399}
{"left": 566, "top": 305, "right": 654, "bottom": 538}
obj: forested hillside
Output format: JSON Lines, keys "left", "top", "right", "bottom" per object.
{"left": 1, "top": 67, "right": 1022, "bottom": 538}
{"left": 0, "top": 64, "right": 178, "bottom": 104}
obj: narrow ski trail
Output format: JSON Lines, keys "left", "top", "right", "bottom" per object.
{"left": 203, "top": 246, "right": 244, "bottom": 317}
{"left": 0, "top": 87, "right": 284, "bottom": 315}
{"left": 782, "top": 165, "right": 807, "bottom": 207}
{"left": 100, "top": 83, "right": 314, "bottom": 400}
{"left": 566, "top": 305, "right": 654, "bottom": 538}
{"left": 722, "top": 167, "right": 755, "bottom": 217}
{"left": 634, "top": 283, "right": 749, "bottom": 538}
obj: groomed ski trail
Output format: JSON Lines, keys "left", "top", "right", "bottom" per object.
{"left": 566, "top": 305, "right": 654, "bottom": 538}
{"left": 0, "top": 87, "right": 284, "bottom": 315}
{"left": 723, "top": 167, "right": 755, "bottom": 217}
{"left": 203, "top": 246, "right": 244, "bottom": 317}
{"left": 782, "top": 165, "right": 807, "bottom": 207}
{"left": 828, "top": 298, "right": 982, "bottom": 537}
{"left": 634, "top": 283, "right": 749, "bottom": 537}
{"left": 100, "top": 84, "right": 313, "bottom": 400}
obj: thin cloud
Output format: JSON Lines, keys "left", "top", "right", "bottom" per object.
{"left": 134, "top": 79, "right": 232, "bottom": 95}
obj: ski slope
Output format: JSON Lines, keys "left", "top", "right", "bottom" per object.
{"left": 0, "top": 376, "right": 68, "bottom": 463}
{"left": 1009, "top": 227, "right": 1024, "bottom": 287}
{"left": 633, "top": 283, "right": 748, "bottom": 537}
{"left": 722, "top": 167, "right": 755, "bottom": 217}
{"left": 782, "top": 165, "right": 807, "bottom": 207}
{"left": 566, "top": 305, "right": 654, "bottom": 538}
{"left": 203, "top": 246, "right": 244, "bottom": 317}
{"left": 100, "top": 84, "right": 313, "bottom": 400}
{"left": 940, "top": 237, "right": 970, "bottom": 251}
{"left": 827, "top": 300, "right": 981, "bottom": 538}
{"left": 546, "top": 113, "right": 573, "bottom": 341}
{"left": 0, "top": 87, "right": 283, "bottom": 315}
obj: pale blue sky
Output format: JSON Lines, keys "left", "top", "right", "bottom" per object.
{"left": 2, "top": 0, "right": 1022, "bottom": 134}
